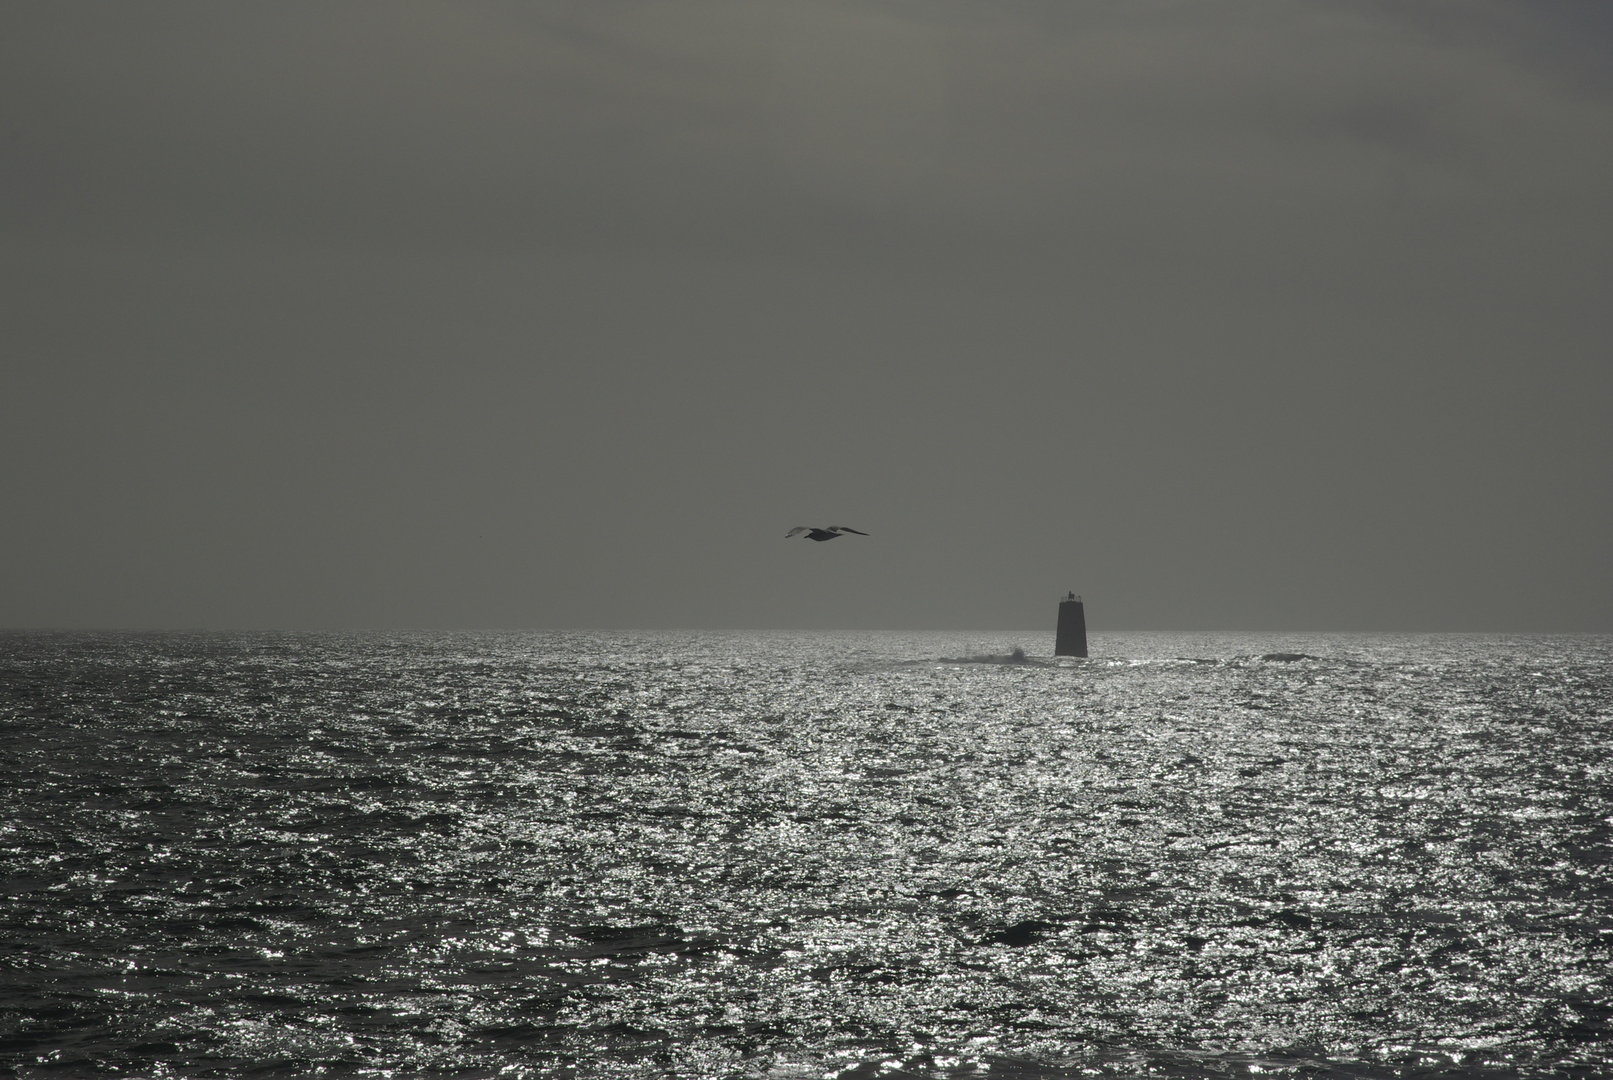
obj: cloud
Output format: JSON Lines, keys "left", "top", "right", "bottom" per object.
{"left": 766, "top": 8, "right": 947, "bottom": 211}
{"left": 1, "top": 1, "right": 1610, "bottom": 628}
{"left": 3, "top": 0, "right": 1608, "bottom": 254}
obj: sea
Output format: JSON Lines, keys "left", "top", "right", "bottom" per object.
{"left": 1, "top": 631, "right": 1608, "bottom": 1079}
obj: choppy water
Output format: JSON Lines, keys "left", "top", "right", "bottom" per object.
{"left": 1, "top": 631, "right": 1609, "bottom": 1079}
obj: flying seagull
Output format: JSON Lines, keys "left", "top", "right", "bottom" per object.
{"left": 786, "top": 526, "right": 869, "bottom": 541}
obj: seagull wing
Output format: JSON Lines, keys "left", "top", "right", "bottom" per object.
{"left": 830, "top": 527, "right": 869, "bottom": 535}
{"left": 785, "top": 527, "right": 810, "bottom": 538}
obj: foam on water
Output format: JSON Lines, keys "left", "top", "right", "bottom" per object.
{"left": 1, "top": 631, "right": 1609, "bottom": 1077}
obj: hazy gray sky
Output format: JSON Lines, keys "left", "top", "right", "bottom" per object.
{"left": 3, "top": 1, "right": 1610, "bottom": 630}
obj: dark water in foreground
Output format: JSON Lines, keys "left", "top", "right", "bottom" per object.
{"left": 1, "top": 631, "right": 1609, "bottom": 1079}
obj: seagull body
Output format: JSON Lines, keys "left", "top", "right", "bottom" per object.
{"left": 786, "top": 526, "right": 869, "bottom": 542}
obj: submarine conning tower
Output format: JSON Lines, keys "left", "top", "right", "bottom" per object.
{"left": 1055, "top": 592, "right": 1087, "bottom": 657}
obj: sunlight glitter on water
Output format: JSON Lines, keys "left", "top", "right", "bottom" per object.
{"left": 0, "top": 631, "right": 1609, "bottom": 1077}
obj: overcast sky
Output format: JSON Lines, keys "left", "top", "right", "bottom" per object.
{"left": 3, "top": 1, "right": 1610, "bottom": 631}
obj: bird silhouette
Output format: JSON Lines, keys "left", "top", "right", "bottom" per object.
{"left": 785, "top": 526, "right": 869, "bottom": 541}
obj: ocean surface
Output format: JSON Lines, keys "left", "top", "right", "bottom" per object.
{"left": 1, "top": 631, "right": 1609, "bottom": 1079}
